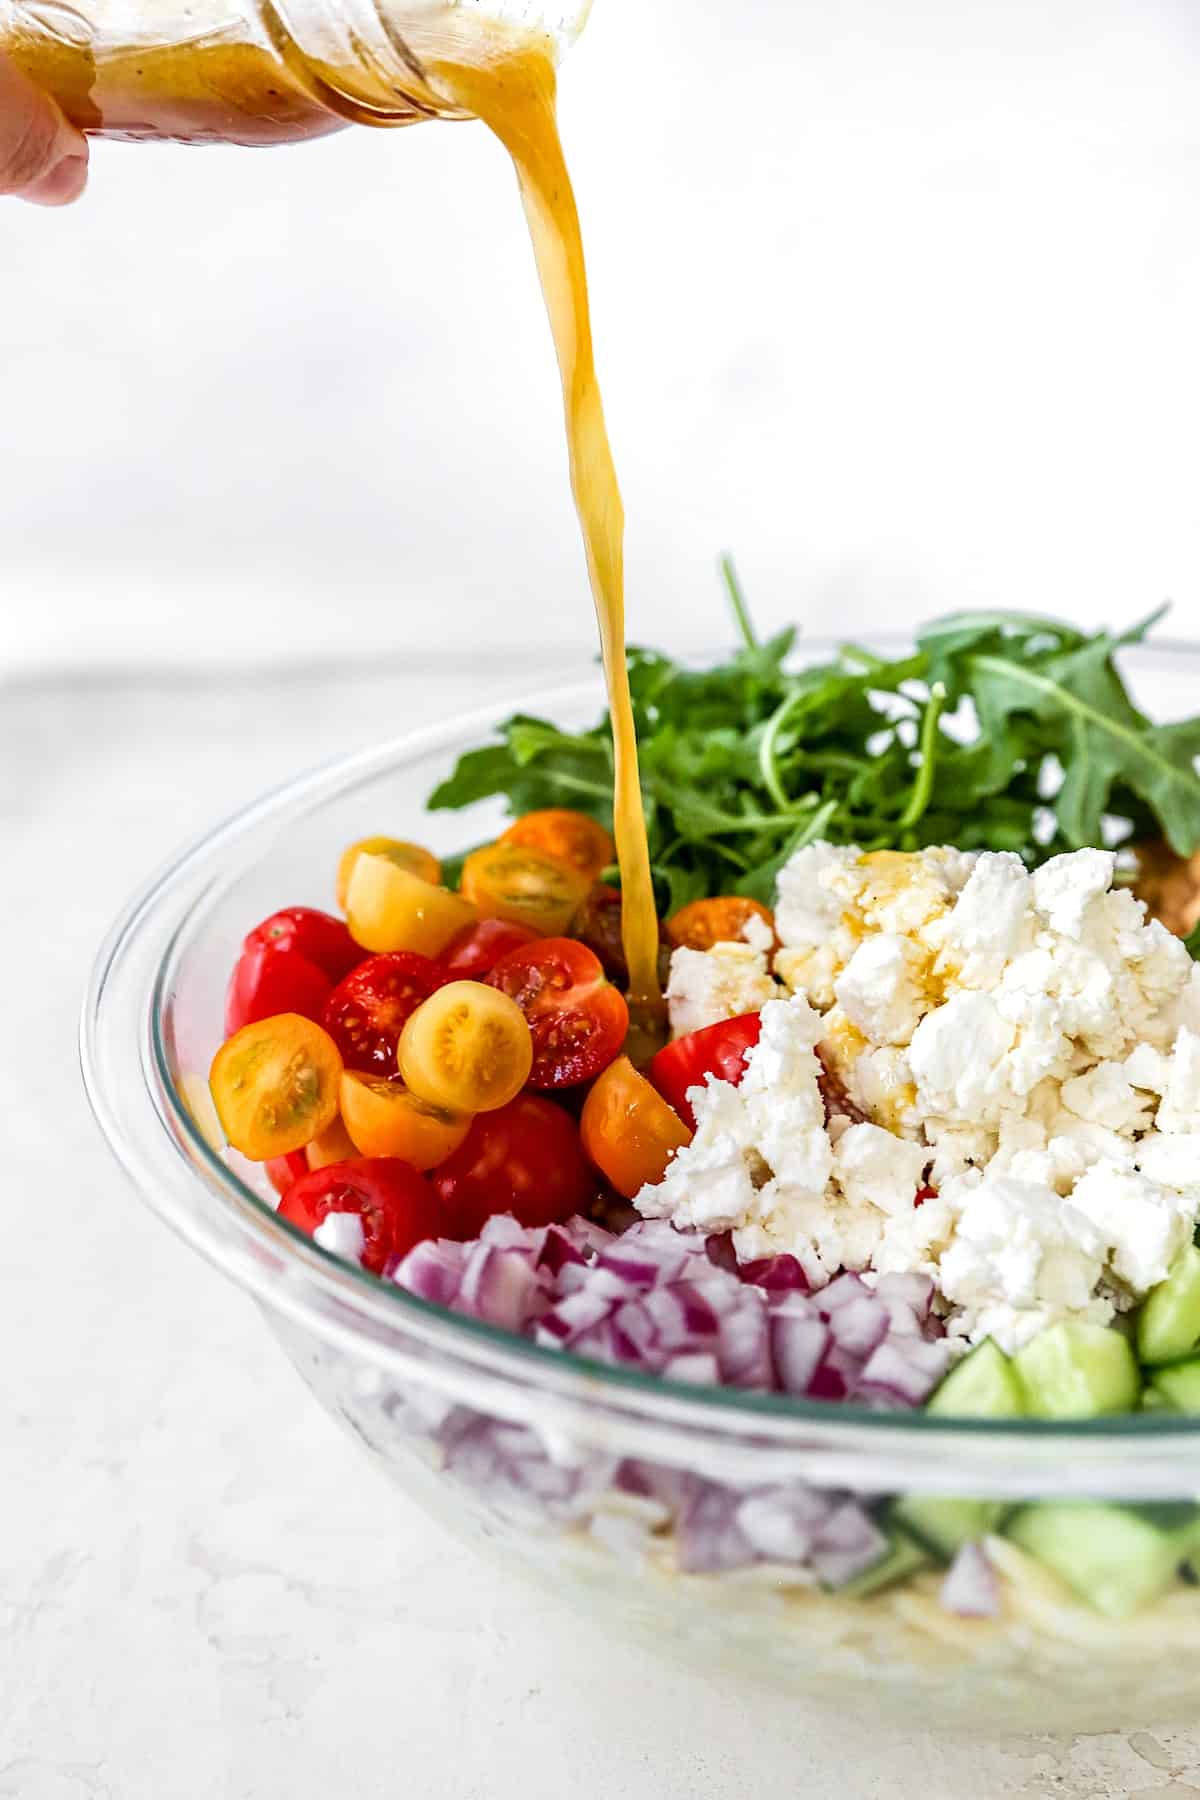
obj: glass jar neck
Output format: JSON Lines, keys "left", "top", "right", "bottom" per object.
{"left": 257, "top": 0, "right": 590, "bottom": 129}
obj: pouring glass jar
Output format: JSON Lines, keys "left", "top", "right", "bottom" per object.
{"left": 0, "top": 0, "right": 589, "bottom": 144}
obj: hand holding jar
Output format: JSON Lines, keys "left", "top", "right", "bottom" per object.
{"left": 0, "top": 51, "right": 87, "bottom": 203}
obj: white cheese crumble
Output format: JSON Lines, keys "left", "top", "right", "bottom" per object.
{"left": 665, "top": 940, "right": 780, "bottom": 1040}
{"left": 636, "top": 843, "right": 1200, "bottom": 1352}
{"left": 313, "top": 1211, "right": 367, "bottom": 1264}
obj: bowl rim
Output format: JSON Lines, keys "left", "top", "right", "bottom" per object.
{"left": 80, "top": 634, "right": 1200, "bottom": 1481}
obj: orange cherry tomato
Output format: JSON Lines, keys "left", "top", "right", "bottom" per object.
{"left": 340, "top": 1071, "right": 473, "bottom": 1168}
{"left": 305, "top": 1114, "right": 359, "bottom": 1170}
{"left": 499, "top": 809, "right": 615, "bottom": 883}
{"left": 345, "top": 854, "right": 477, "bottom": 957}
{"left": 336, "top": 837, "right": 442, "bottom": 912}
{"left": 580, "top": 1056, "right": 692, "bottom": 1199}
{"left": 209, "top": 1014, "right": 342, "bottom": 1161}
{"left": 398, "top": 980, "right": 533, "bottom": 1114}
{"left": 665, "top": 896, "right": 777, "bottom": 953}
{"left": 460, "top": 842, "right": 591, "bottom": 937}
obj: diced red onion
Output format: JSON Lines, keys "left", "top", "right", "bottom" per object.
{"left": 714, "top": 1297, "right": 773, "bottom": 1389}
{"left": 676, "top": 1485, "right": 758, "bottom": 1574}
{"left": 740, "top": 1254, "right": 809, "bottom": 1293}
{"left": 770, "top": 1310, "right": 829, "bottom": 1395}
{"left": 662, "top": 1351, "right": 721, "bottom": 1386}
{"left": 809, "top": 1500, "right": 891, "bottom": 1588}
{"left": 534, "top": 1288, "right": 615, "bottom": 1347}
{"left": 940, "top": 1541, "right": 1000, "bottom": 1618}
{"left": 856, "top": 1336, "right": 950, "bottom": 1407}
{"left": 393, "top": 1238, "right": 470, "bottom": 1307}
{"left": 735, "top": 1486, "right": 834, "bottom": 1562}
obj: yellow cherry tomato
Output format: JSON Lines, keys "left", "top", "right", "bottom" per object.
{"left": 336, "top": 836, "right": 442, "bottom": 912}
{"left": 209, "top": 1014, "right": 342, "bottom": 1161}
{"left": 305, "top": 1114, "right": 359, "bottom": 1170}
{"left": 499, "top": 809, "right": 615, "bottom": 883}
{"left": 340, "top": 1071, "right": 473, "bottom": 1168}
{"left": 460, "top": 842, "right": 591, "bottom": 937}
{"left": 398, "top": 980, "right": 533, "bottom": 1114}
{"left": 580, "top": 1056, "right": 691, "bottom": 1199}
{"left": 345, "top": 853, "right": 477, "bottom": 957}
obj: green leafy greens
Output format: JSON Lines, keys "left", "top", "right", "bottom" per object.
{"left": 429, "top": 571, "right": 1200, "bottom": 916}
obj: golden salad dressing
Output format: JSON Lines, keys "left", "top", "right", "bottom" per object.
{"left": 15, "top": 10, "right": 664, "bottom": 1026}
{"left": 433, "top": 35, "right": 663, "bottom": 1028}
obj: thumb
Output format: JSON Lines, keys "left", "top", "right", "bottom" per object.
{"left": 0, "top": 53, "right": 88, "bottom": 204}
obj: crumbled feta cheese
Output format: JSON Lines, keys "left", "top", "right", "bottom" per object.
{"left": 835, "top": 935, "right": 927, "bottom": 1046}
{"left": 665, "top": 941, "right": 779, "bottom": 1040}
{"left": 1067, "top": 1164, "right": 1195, "bottom": 1294}
{"left": 639, "top": 842, "right": 1200, "bottom": 1347}
{"left": 832, "top": 1123, "right": 929, "bottom": 1217}
{"left": 935, "top": 1177, "right": 1109, "bottom": 1352}
{"left": 313, "top": 1211, "right": 367, "bottom": 1264}
{"left": 741, "top": 910, "right": 776, "bottom": 955}
{"left": 1157, "top": 1027, "right": 1200, "bottom": 1134}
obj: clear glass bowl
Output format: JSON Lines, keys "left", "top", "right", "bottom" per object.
{"left": 83, "top": 641, "right": 1200, "bottom": 1735}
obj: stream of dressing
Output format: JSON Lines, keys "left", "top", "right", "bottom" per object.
{"left": 432, "top": 37, "right": 664, "bottom": 1033}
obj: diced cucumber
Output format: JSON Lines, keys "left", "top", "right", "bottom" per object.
{"left": 1013, "top": 1321, "right": 1141, "bottom": 1419}
{"left": 842, "top": 1530, "right": 931, "bottom": 1598}
{"left": 1148, "top": 1357, "right": 1200, "bottom": 1413}
{"left": 892, "top": 1494, "right": 1010, "bottom": 1562}
{"left": 1137, "top": 1245, "right": 1200, "bottom": 1367}
{"left": 926, "top": 1338, "right": 1026, "bottom": 1419}
{"left": 1007, "top": 1502, "right": 1200, "bottom": 1618}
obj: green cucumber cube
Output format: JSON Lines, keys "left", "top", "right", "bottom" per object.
{"left": 1137, "top": 1245, "right": 1200, "bottom": 1367}
{"left": 1013, "top": 1321, "right": 1141, "bottom": 1419}
{"left": 926, "top": 1338, "right": 1026, "bottom": 1419}
{"left": 1148, "top": 1357, "right": 1200, "bottom": 1413}
{"left": 1007, "top": 1503, "right": 1200, "bottom": 1618}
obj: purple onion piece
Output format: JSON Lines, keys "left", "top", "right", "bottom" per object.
{"left": 940, "top": 1542, "right": 1000, "bottom": 1618}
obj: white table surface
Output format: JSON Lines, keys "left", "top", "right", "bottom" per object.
{"left": 7, "top": 660, "right": 1200, "bottom": 1800}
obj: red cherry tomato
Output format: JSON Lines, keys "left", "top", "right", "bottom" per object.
{"left": 278, "top": 1157, "right": 452, "bottom": 1274}
{"left": 266, "top": 1150, "right": 309, "bottom": 1196}
{"left": 648, "top": 1013, "right": 763, "bottom": 1130}
{"left": 431, "top": 1096, "right": 595, "bottom": 1238}
{"left": 485, "top": 938, "right": 629, "bottom": 1089}
{"left": 245, "top": 907, "right": 362, "bottom": 983}
{"left": 439, "top": 918, "right": 540, "bottom": 980}
{"left": 323, "top": 952, "right": 445, "bottom": 1075}
{"left": 224, "top": 942, "right": 332, "bottom": 1038}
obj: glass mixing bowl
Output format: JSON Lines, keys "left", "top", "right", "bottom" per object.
{"left": 83, "top": 641, "right": 1200, "bottom": 1735}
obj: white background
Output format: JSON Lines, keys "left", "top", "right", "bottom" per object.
{"left": 4, "top": 0, "right": 1200, "bottom": 674}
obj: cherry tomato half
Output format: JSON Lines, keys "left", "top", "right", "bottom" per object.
{"left": 322, "top": 952, "right": 445, "bottom": 1075}
{"left": 431, "top": 1096, "right": 595, "bottom": 1238}
{"left": 336, "top": 837, "right": 442, "bottom": 913}
{"left": 305, "top": 1114, "right": 359, "bottom": 1170}
{"left": 460, "top": 842, "right": 591, "bottom": 936}
{"left": 340, "top": 1071, "right": 472, "bottom": 1168}
{"left": 245, "top": 906, "right": 363, "bottom": 982}
{"left": 279, "top": 1157, "right": 451, "bottom": 1274}
{"left": 486, "top": 937, "right": 629, "bottom": 1089}
{"left": 225, "top": 942, "right": 332, "bottom": 1038}
{"left": 665, "top": 896, "right": 776, "bottom": 954}
{"left": 580, "top": 1056, "right": 692, "bottom": 1199}
{"left": 439, "top": 918, "right": 540, "bottom": 981}
{"left": 266, "top": 1150, "right": 309, "bottom": 1196}
{"left": 648, "top": 1012, "right": 763, "bottom": 1130}
{"left": 499, "top": 809, "right": 615, "bottom": 883}
{"left": 398, "top": 981, "right": 533, "bottom": 1114}
{"left": 345, "top": 855, "right": 477, "bottom": 958}
{"left": 210, "top": 1014, "right": 342, "bottom": 1161}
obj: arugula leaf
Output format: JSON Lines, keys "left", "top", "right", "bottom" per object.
{"left": 428, "top": 576, "right": 1200, "bottom": 909}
